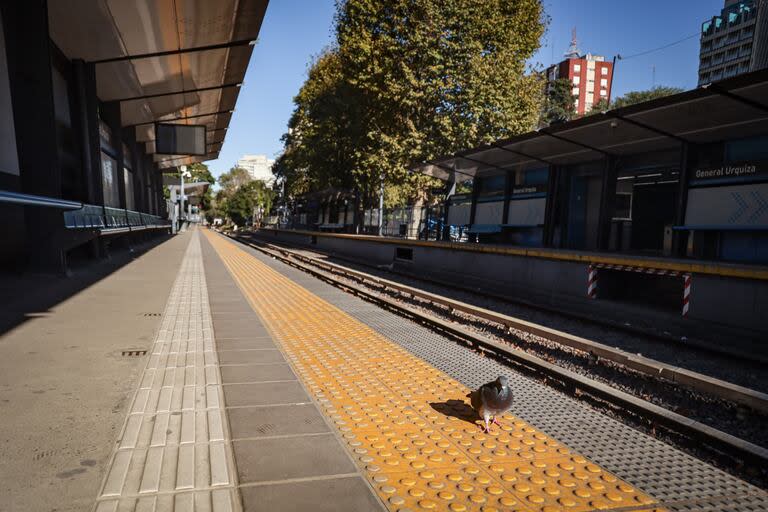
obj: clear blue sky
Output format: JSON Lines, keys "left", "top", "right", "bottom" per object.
{"left": 206, "top": 0, "right": 724, "bottom": 178}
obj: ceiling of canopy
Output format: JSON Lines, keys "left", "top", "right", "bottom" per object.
{"left": 414, "top": 69, "right": 768, "bottom": 184}
{"left": 48, "top": 0, "right": 268, "bottom": 169}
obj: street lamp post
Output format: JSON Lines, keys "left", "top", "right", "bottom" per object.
{"left": 378, "top": 172, "right": 384, "bottom": 237}
{"left": 176, "top": 165, "right": 191, "bottom": 233}
{"left": 607, "top": 54, "right": 622, "bottom": 106}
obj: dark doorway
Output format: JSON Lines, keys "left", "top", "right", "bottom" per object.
{"left": 630, "top": 183, "right": 677, "bottom": 252}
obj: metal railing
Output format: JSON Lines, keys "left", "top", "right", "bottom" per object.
{"left": 0, "top": 190, "right": 82, "bottom": 210}
{"left": 64, "top": 205, "right": 170, "bottom": 231}
{"left": 2, "top": 189, "right": 171, "bottom": 235}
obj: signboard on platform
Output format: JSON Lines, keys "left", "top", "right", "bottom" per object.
{"left": 690, "top": 161, "right": 768, "bottom": 186}
{"left": 685, "top": 182, "right": 768, "bottom": 226}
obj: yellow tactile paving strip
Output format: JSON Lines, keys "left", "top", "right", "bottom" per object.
{"left": 205, "top": 231, "right": 664, "bottom": 512}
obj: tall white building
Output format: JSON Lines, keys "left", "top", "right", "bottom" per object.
{"left": 236, "top": 154, "right": 275, "bottom": 184}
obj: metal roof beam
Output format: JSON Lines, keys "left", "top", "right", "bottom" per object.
{"left": 457, "top": 154, "right": 512, "bottom": 174}
{"left": 90, "top": 39, "right": 255, "bottom": 65}
{"left": 703, "top": 83, "right": 768, "bottom": 113}
{"left": 111, "top": 83, "right": 241, "bottom": 103}
{"left": 490, "top": 143, "right": 553, "bottom": 166}
{"left": 124, "top": 109, "right": 234, "bottom": 128}
{"left": 610, "top": 113, "right": 689, "bottom": 144}
{"left": 410, "top": 160, "right": 475, "bottom": 181}
{"left": 538, "top": 129, "right": 611, "bottom": 156}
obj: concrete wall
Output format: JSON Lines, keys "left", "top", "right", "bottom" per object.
{"left": 254, "top": 229, "right": 768, "bottom": 337}
{"left": 690, "top": 273, "right": 768, "bottom": 332}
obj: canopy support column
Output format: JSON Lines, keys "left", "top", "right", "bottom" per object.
{"left": 597, "top": 156, "right": 618, "bottom": 251}
{"left": 673, "top": 142, "right": 692, "bottom": 257}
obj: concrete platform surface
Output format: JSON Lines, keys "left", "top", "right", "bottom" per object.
{"left": 3, "top": 226, "right": 767, "bottom": 512}
{"left": 0, "top": 233, "right": 189, "bottom": 512}
{"left": 204, "top": 229, "right": 768, "bottom": 512}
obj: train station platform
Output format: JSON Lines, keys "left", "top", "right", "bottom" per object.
{"left": 2, "top": 227, "right": 767, "bottom": 511}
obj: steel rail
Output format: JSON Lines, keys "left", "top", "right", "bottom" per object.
{"left": 239, "top": 234, "right": 768, "bottom": 413}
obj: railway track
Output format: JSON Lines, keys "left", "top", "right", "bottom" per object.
{"left": 225, "top": 231, "right": 768, "bottom": 486}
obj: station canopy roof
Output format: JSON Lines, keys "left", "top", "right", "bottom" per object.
{"left": 48, "top": 0, "right": 268, "bottom": 169}
{"left": 414, "top": 69, "right": 768, "bottom": 184}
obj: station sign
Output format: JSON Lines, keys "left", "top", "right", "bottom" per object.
{"left": 512, "top": 184, "right": 547, "bottom": 197}
{"left": 690, "top": 161, "right": 768, "bottom": 186}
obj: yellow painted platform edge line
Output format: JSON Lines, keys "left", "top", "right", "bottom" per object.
{"left": 202, "top": 230, "right": 392, "bottom": 511}
{"left": 206, "top": 230, "right": 666, "bottom": 512}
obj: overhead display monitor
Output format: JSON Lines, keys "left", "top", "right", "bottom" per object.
{"left": 155, "top": 123, "right": 206, "bottom": 156}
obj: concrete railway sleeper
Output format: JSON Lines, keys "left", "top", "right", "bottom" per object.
{"left": 223, "top": 231, "right": 768, "bottom": 489}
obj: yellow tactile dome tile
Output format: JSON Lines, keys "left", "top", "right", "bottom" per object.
{"left": 205, "top": 231, "right": 664, "bottom": 512}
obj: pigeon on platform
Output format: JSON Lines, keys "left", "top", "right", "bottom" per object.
{"left": 467, "top": 376, "right": 513, "bottom": 433}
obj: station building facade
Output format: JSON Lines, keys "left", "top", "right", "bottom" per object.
{"left": 418, "top": 70, "right": 768, "bottom": 265}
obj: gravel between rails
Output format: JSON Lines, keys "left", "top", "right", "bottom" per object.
{"left": 270, "top": 240, "right": 768, "bottom": 392}
{"left": 244, "top": 236, "right": 768, "bottom": 452}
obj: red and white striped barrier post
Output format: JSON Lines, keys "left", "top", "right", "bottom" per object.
{"left": 587, "top": 264, "right": 598, "bottom": 299}
{"left": 682, "top": 273, "right": 691, "bottom": 317}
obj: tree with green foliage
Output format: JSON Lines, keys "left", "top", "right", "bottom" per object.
{"left": 275, "top": 0, "right": 546, "bottom": 210}
{"left": 218, "top": 166, "right": 252, "bottom": 195}
{"left": 611, "top": 86, "right": 684, "bottom": 109}
{"left": 336, "top": 0, "right": 546, "bottom": 206}
{"left": 274, "top": 49, "right": 361, "bottom": 198}
{"left": 224, "top": 180, "right": 276, "bottom": 227}
{"left": 586, "top": 97, "right": 610, "bottom": 116}
{"left": 542, "top": 78, "right": 576, "bottom": 125}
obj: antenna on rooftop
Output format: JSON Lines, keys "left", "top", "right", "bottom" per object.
{"left": 565, "top": 27, "right": 580, "bottom": 59}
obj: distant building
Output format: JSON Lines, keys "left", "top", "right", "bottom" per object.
{"left": 698, "top": 0, "right": 768, "bottom": 85}
{"left": 236, "top": 154, "right": 275, "bottom": 184}
{"left": 546, "top": 29, "right": 614, "bottom": 116}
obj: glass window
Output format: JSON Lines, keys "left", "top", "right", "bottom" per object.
{"left": 572, "top": 76, "right": 580, "bottom": 85}
{"left": 101, "top": 153, "right": 120, "bottom": 207}
{"left": 122, "top": 142, "right": 133, "bottom": 170}
{"left": 573, "top": 64, "right": 581, "bottom": 72}
{"left": 477, "top": 174, "right": 505, "bottom": 197}
{"left": 572, "top": 87, "right": 579, "bottom": 96}
{"left": 124, "top": 168, "right": 135, "bottom": 211}
{"left": 600, "top": 78, "right": 608, "bottom": 86}
{"left": 725, "top": 135, "right": 768, "bottom": 162}
{"left": 524, "top": 167, "right": 549, "bottom": 185}
{"left": 613, "top": 193, "right": 632, "bottom": 220}
{"left": 99, "top": 119, "right": 114, "bottom": 153}
{"left": 601, "top": 67, "right": 608, "bottom": 76}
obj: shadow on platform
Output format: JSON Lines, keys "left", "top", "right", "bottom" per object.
{"left": 429, "top": 399, "right": 478, "bottom": 426}
{"left": 0, "top": 234, "right": 175, "bottom": 338}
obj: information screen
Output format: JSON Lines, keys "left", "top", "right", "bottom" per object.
{"left": 155, "top": 123, "right": 206, "bottom": 156}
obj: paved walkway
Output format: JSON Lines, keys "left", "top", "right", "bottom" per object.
{"left": 203, "top": 230, "right": 664, "bottom": 512}
{"left": 0, "top": 233, "right": 188, "bottom": 512}
{"left": 5, "top": 227, "right": 767, "bottom": 512}
{"left": 205, "top": 230, "right": 768, "bottom": 512}
{"left": 94, "top": 232, "right": 237, "bottom": 511}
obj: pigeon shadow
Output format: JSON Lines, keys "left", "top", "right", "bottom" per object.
{"left": 429, "top": 399, "right": 478, "bottom": 426}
